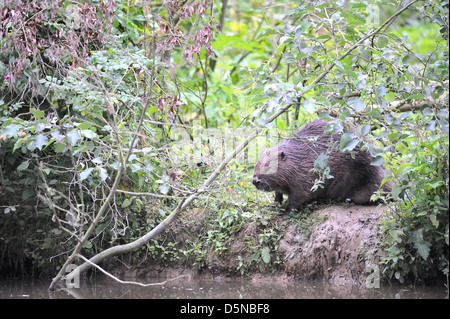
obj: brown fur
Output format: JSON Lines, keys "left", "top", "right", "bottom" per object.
{"left": 252, "top": 120, "right": 391, "bottom": 215}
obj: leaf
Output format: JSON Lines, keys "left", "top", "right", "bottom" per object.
{"left": 414, "top": 239, "right": 431, "bottom": 261}
{"left": 430, "top": 214, "right": 439, "bottom": 228}
{"left": 67, "top": 130, "right": 81, "bottom": 146}
{"left": 1, "top": 124, "right": 21, "bottom": 137}
{"left": 51, "top": 130, "right": 64, "bottom": 141}
{"left": 261, "top": 247, "right": 271, "bottom": 264}
{"left": 388, "top": 132, "right": 398, "bottom": 142}
{"left": 313, "top": 154, "right": 328, "bottom": 170}
{"left": 333, "top": 60, "right": 345, "bottom": 72}
{"left": 98, "top": 167, "right": 108, "bottom": 181}
{"left": 122, "top": 198, "right": 132, "bottom": 208}
{"left": 340, "top": 133, "right": 358, "bottom": 152}
{"left": 130, "top": 163, "right": 141, "bottom": 173}
{"left": 82, "top": 241, "right": 93, "bottom": 249}
{"left": 348, "top": 97, "right": 366, "bottom": 112}
{"left": 302, "top": 100, "right": 317, "bottom": 114}
{"left": 17, "top": 160, "right": 30, "bottom": 171}
{"left": 377, "top": 35, "right": 388, "bottom": 48}
{"left": 77, "top": 122, "right": 93, "bottom": 130}
{"left": 371, "top": 156, "right": 384, "bottom": 166}
{"left": 54, "top": 142, "right": 67, "bottom": 153}
{"left": 92, "top": 157, "right": 103, "bottom": 164}
{"left": 409, "top": 229, "right": 431, "bottom": 261}
{"left": 80, "top": 167, "right": 94, "bottom": 180}
{"left": 34, "top": 135, "right": 49, "bottom": 151}
{"left": 22, "top": 189, "right": 34, "bottom": 200}
{"left": 95, "top": 223, "right": 107, "bottom": 235}
{"left": 279, "top": 35, "right": 291, "bottom": 44}
{"left": 35, "top": 122, "right": 51, "bottom": 133}
{"left": 357, "top": 124, "right": 371, "bottom": 136}
{"left": 30, "top": 108, "right": 45, "bottom": 119}
{"left": 343, "top": 68, "right": 358, "bottom": 79}
{"left": 159, "top": 184, "right": 170, "bottom": 195}
{"left": 80, "top": 129, "right": 97, "bottom": 139}
{"left": 375, "top": 86, "right": 387, "bottom": 97}
{"left": 257, "top": 28, "right": 277, "bottom": 39}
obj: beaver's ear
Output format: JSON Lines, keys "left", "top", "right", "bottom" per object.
{"left": 280, "top": 151, "right": 287, "bottom": 161}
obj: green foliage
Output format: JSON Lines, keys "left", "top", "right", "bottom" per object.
{"left": 0, "top": 0, "right": 448, "bottom": 284}
{"left": 379, "top": 111, "right": 449, "bottom": 283}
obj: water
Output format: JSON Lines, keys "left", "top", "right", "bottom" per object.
{"left": 0, "top": 275, "right": 447, "bottom": 299}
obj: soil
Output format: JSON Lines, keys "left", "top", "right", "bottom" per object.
{"left": 277, "top": 205, "right": 385, "bottom": 286}
{"left": 112, "top": 204, "right": 388, "bottom": 286}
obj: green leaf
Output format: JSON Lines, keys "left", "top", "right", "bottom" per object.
{"left": 409, "top": 229, "right": 431, "bottom": 261}
{"left": 348, "top": 97, "right": 365, "bottom": 112}
{"left": 375, "top": 86, "right": 387, "bottom": 97}
{"left": 30, "top": 108, "right": 45, "bottom": 119}
{"left": 54, "top": 142, "right": 67, "bottom": 153}
{"left": 377, "top": 35, "right": 388, "bottom": 48}
{"left": 371, "top": 156, "right": 384, "bottom": 166}
{"left": 430, "top": 214, "right": 439, "bottom": 228}
{"left": 313, "top": 154, "right": 328, "bottom": 170}
{"left": 257, "top": 28, "right": 278, "bottom": 39}
{"left": 343, "top": 68, "right": 358, "bottom": 79}
{"left": 82, "top": 241, "right": 93, "bottom": 249}
{"left": 340, "top": 133, "right": 358, "bottom": 152}
{"left": 122, "top": 198, "right": 132, "bottom": 208}
{"left": 77, "top": 122, "right": 93, "bottom": 130}
{"left": 34, "top": 135, "right": 49, "bottom": 151}
{"left": 302, "top": 100, "right": 317, "bottom": 114}
{"left": 22, "top": 189, "right": 34, "bottom": 200}
{"left": 261, "top": 247, "right": 271, "bottom": 264}
{"left": 159, "top": 184, "right": 170, "bottom": 195}
{"left": 95, "top": 223, "right": 107, "bottom": 235}
{"left": 1, "top": 124, "right": 21, "bottom": 137}
{"left": 67, "top": 130, "right": 81, "bottom": 146}
{"left": 80, "top": 167, "right": 94, "bottom": 180}
{"left": 334, "top": 60, "right": 344, "bottom": 69}
{"left": 357, "top": 125, "right": 371, "bottom": 136}
{"left": 98, "top": 167, "right": 108, "bottom": 181}
{"left": 80, "top": 129, "right": 97, "bottom": 139}
{"left": 388, "top": 132, "right": 398, "bottom": 142}
{"left": 414, "top": 240, "right": 431, "bottom": 261}
{"left": 17, "top": 160, "right": 30, "bottom": 171}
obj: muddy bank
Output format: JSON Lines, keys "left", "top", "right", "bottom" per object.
{"left": 110, "top": 204, "right": 387, "bottom": 286}
{"left": 278, "top": 205, "right": 384, "bottom": 285}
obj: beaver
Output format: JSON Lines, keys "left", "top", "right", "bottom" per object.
{"left": 252, "top": 119, "right": 391, "bottom": 215}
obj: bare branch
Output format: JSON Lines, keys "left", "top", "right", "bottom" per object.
{"left": 76, "top": 254, "right": 187, "bottom": 287}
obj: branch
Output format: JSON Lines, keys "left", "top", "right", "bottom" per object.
{"left": 76, "top": 254, "right": 187, "bottom": 287}
{"left": 389, "top": 96, "right": 447, "bottom": 112}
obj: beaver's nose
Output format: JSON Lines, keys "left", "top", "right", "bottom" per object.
{"left": 252, "top": 177, "right": 259, "bottom": 186}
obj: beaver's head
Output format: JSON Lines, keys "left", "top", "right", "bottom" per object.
{"left": 252, "top": 147, "right": 288, "bottom": 192}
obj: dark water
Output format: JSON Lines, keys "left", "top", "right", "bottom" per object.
{"left": 0, "top": 276, "right": 447, "bottom": 299}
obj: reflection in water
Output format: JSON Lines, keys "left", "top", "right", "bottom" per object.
{"left": 0, "top": 276, "right": 447, "bottom": 299}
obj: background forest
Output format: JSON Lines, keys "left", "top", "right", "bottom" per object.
{"left": 0, "top": 0, "right": 448, "bottom": 287}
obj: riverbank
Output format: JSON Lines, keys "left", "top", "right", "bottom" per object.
{"left": 109, "top": 203, "right": 390, "bottom": 287}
